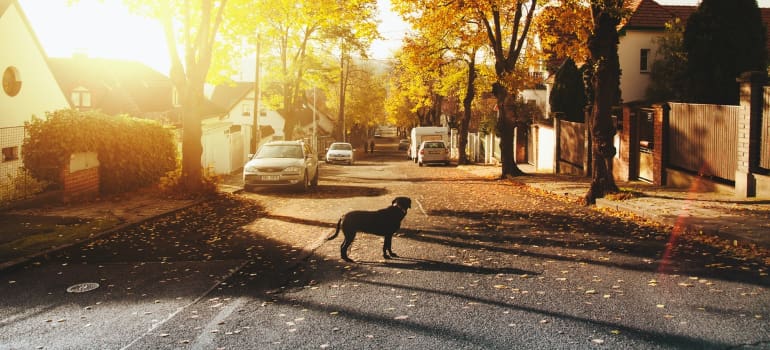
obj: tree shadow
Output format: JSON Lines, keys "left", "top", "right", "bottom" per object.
{"left": 354, "top": 256, "right": 535, "bottom": 276}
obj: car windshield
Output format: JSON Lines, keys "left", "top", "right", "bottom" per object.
{"left": 330, "top": 143, "right": 352, "bottom": 151}
{"left": 424, "top": 142, "right": 445, "bottom": 148}
{"left": 255, "top": 144, "right": 303, "bottom": 159}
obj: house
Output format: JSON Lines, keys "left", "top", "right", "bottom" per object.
{"left": 47, "top": 55, "right": 176, "bottom": 122}
{"left": 1, "top": 0, "right": 69, "bottom": 193}
{"left": 618, "top": 0, "right": 697, "bottom": 103}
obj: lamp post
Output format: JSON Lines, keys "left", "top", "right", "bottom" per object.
{"left": 250, "top": 34, "right": 262, "bottom": 154}
{"left": 313, "top": 87, "right": 317, "bottom": 154}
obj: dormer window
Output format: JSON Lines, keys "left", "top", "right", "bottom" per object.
{"left": 71, "top": 86, "right": 91, "bottom": 109}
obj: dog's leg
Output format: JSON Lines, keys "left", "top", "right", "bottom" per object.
{"left": 383, "top": 234, "right": 398, "bottom": 259}
{"left": 340, "top": 231, "right": 356, "bottom": 262}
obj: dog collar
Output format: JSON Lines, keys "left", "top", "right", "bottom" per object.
{"left": 394, "top": 204, "right": 407, "bottom": 214}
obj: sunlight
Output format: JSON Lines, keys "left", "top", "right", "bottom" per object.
{"left": 18, "top": 0, "right": 170, "bottom": 74}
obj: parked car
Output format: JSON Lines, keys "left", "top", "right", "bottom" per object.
{"left": 398, "top": 139, "right": 410, "bottom": 151}
{"left": 325, "top": 142, "right": 355, "bottom": 165}
{"left": 243, "top": 140, "right": 319, "bottom": 191}
{"left": 417, "top": 140, "right": 450, "bottom": 166}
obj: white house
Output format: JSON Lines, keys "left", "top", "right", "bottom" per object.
{"left": 617, "top": 0, "right": 696, "bottom": 103}
{"left": 1, "top": 0, "right": 69, "bottom": 186}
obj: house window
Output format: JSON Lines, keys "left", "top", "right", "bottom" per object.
{"left": 2, "top": 66, "right": 22, "bottom": 97}
{"left": 2, "top": 146, "right": 19, "bottom": 162}
{"left": 640, "top": 49, "right": 650, "bottom": 72}
{"left": 172, "top": 86, "right": 180, "bottom": 107}
{"left": 71, "top": 86, "right": 91, "bottom": 109}
{"left": 242, "top": 103, "right": 251, "bottom": 116}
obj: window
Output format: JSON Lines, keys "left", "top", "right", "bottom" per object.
{"left": 2, "top": 66, "right": 22, "bottom": 97}
{"left": 2, "top": 146, "right": 19, "bottom": 162}
{"left": 71, "top": 86, "right": 91, "bottom": 109}
{"left": 640, "top": 49, "right": 650, "bottom": 72}
{"left": 172, "top": 86, "right": 180, "bottom": 107}
{"left": 242, "top": 103, "right": 251, "bottom": 116}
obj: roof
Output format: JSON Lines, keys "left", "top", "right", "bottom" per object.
{"left": 622, "top": 0, "right": 695, "bottom": 31}
{"left": 209, "top": 82, "right": 254, "bottom": 111}
{"left": 48, "top": 56, "right": 174, "bottom": 117}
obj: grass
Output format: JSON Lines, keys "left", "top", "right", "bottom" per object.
{"left": 0, "top": 217, "right": 120, "bottom": 263}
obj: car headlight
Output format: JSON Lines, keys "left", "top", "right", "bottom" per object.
{"left": 244, "top": 165, "right": 258, "bottom": 172}
{"left": 284, "top": 166, "right": 302, "bottom": 174}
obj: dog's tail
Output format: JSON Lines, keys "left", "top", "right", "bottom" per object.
{"left": 327, "top": 216, "right": 343, "bottom": 240}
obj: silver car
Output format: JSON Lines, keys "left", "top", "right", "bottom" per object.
{"left": 243, "top": 141, "right": 319, "bottom": 191}
{"left": 417, "top": 140, "right": 450, "bottom": 166}
{"left": 325, "top": 142, "right": 355, "bottom": 165}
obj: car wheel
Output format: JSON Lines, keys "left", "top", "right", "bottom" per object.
{"left": 418, "top": 161, "right": 423, "bottom": 167}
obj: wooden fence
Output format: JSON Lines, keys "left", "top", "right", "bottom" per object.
{"left": 667, "top": 103, "right": 740, "bottom": 182}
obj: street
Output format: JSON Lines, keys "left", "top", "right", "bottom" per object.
{"left": 1, "top": 141, "right": 768, "bottom": 349}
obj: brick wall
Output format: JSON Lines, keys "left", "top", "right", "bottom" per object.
{"left": 61, "top": 153, "right": 99, "bottom": 203}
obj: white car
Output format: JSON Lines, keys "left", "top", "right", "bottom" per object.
{"left": 325, "top": 142, "right": 355, "bottom": 165}
{"left": 243, "top": 141, "right": 319, "bottom": 191}
{"left": 418, "top": 140, "right": 450, "bottom": 166}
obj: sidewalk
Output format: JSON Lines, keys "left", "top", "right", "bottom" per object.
{"left": 460, "top": 164, "right": 770, "bottom": 251}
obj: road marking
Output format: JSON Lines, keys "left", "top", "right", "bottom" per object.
{"left": 415, "top": 199, "right": 427, "bottom": 216}
{"left": 120, "top": 260, "right": 249, "bottom": 350}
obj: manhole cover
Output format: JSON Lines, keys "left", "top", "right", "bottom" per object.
{"left": 66, "top": 282, "right": 100, "bottom": 293}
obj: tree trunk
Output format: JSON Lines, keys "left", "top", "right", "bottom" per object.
{"left": 584, "top": 3, "right": 621, "bottom": 205}
{"left": 181, "top": 84, "right": 204, "bottom": 192}
{"left": 459, "top": 57, "right": 477, "bottom": 165}
{"left": 493, "top": 83, "right": 525, "bottom": 178}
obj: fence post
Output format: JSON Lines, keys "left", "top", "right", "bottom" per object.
{"left": 735, "top": 71, "right": 766, "bottom": 197}
{"left": 652, "top": 103, "right": 668, "bottom": 186}
{"left": 553, "top": 116, "right": 561, "bottom": 174}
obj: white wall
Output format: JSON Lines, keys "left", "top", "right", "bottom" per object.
{"left": 0, "top": 3, "right": 69, "bottom": 127}
{"left": 618, "top": 30, "right": 660, "bottom": 103}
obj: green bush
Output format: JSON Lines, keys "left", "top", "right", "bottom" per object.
{"left": 23, "top": 109, "right": 178, "bottom": 194}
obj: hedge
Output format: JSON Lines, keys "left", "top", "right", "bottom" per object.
{"left": 22, "top": 109, "right": 178, "bottom": 194}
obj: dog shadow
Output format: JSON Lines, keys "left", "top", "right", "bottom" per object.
{"left": 356, "top": 257, "right": 536, "bottom": 276}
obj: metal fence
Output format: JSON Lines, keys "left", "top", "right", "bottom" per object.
{"left": 667, "top": 103, "right": 740, "bottom": 182}
{"left": 1, "top": 126, "right": 45, "bottom": 206}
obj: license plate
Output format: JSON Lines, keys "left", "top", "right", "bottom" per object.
{"left": 262, "top": 175, "right": 280, "bottom": 181}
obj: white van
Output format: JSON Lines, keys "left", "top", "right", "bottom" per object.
{"left": 409, "top": 126, "right": 449, "bottom": 162}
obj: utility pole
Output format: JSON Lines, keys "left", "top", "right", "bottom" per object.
{"left": 250, "top": 34, "right": 262, "bottom": 154}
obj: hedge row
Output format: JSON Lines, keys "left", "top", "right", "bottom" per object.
{"left": 23, "top": 109, "right": 178, "bottom": 194}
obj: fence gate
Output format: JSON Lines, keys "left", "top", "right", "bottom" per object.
{"left": 637, "top": 107, "right": 655, "bottom": 182}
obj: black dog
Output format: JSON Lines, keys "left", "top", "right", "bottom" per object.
{"left": 327, "top": 197, "right": 412, "bottom": 262}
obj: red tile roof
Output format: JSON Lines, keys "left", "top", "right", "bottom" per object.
{"left": 622, "top": 0, "right": 695, "bottom": 30}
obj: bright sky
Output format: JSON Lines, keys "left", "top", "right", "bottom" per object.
{"left": 18, "top": 0, "right": 409, "bottom": 76}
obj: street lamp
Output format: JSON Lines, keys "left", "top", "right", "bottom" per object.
{"left": 313, "top": 87, "right": 317, "bottom": 154}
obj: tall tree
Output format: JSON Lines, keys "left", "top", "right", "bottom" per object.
{"left": 584, "top": 0, "right": 623, "bottom": 204}
{"left": 533, "top": 1, "right": 591, "bottom": 73}
{"left": 684, "top": 0, "right": 768, "bottom": 105}
{"left": 102, "top": 0, "right": 244, "bottom": 193}
{"left": 549, "top": 57, "right": 587, "bottom": 122}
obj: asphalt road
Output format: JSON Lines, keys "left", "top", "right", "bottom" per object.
{"left": 1, "top": 141, "right": 768, "bottom": 349}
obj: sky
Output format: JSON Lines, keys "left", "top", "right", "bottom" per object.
{"left": 17, "top": 0, "right": 409, "bottom": 75}
{"left": 16, "top": 0, "right": 769, "bottom": 75}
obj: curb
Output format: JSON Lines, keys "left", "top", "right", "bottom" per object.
{"left": 0, "top": 198, "right": 206, "bottom": 273}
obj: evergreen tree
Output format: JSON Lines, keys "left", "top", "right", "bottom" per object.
{"left": 646, "top": 18, "right": 688, "bottom": 102}
{"left": 684, "top": 0, "right": 767, "bottom": 105}
{"left": 549, "top": 58, "right": 588, "bottom": 122}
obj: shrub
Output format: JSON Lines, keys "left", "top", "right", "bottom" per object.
{"left": 23, "top": 109, "right": 178, "bottom": 194}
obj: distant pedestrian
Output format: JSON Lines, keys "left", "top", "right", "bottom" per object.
{"left": 369, "top": 140, "right": 375, "bottom": 153}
